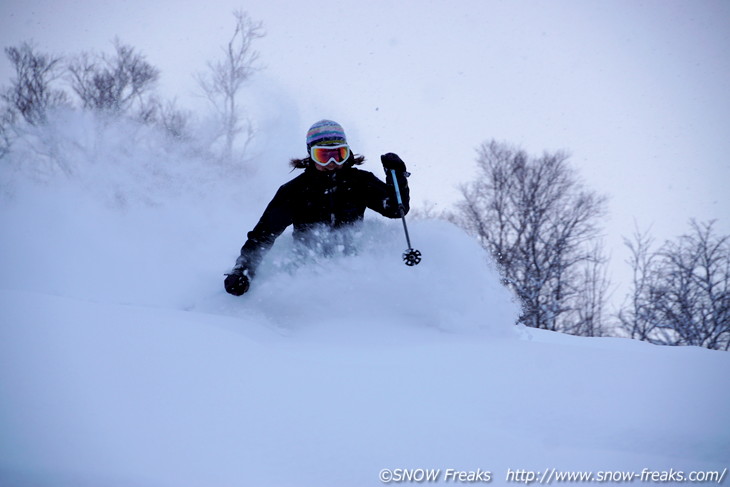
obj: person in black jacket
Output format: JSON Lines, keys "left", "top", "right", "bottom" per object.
{"left": 224, "top": 119, "right": 410, "bottom": 296}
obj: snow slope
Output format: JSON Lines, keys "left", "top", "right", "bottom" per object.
{"left": 1, "top": 113, "right": 728, "bottom": 486}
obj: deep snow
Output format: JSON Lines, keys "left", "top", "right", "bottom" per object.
{"left": 1, "top": 112, "right": 728, "bottom": 486}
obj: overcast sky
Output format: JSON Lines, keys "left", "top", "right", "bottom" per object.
{"left": 2, "top": 0, "right": 729, "bottom": 298}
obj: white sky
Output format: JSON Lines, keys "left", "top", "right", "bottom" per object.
{"left": 2, "top": 0, "right": 729, "bottom": 300}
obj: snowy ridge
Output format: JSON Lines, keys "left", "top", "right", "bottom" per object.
{"left": 1, "top": 113, "right": 728, "bottom": 486}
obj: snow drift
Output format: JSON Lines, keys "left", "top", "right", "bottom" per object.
{"left": 1, "top": 112, "right": 728, "bottom": 486}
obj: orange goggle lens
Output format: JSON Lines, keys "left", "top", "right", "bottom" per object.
{"left": 311, "top": 144, "right": 350, "bottom": 166}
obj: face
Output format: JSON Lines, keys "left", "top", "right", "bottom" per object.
{"left": 313, "top": 161, "right": 342, "bottom": 172}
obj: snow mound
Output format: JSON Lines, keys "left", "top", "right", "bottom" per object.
{"left": 203, "top": 218, "right": 520, "bottom": 339}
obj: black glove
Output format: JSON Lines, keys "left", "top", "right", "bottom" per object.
{"left": 224, "top": 270, "right": 250, "bottom": 296}
{"left": 381, "top": 153, "right": 407, "bottom": 174}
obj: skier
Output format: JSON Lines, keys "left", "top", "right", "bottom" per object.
{"left": 224, "top": 119, "right": 411, "bottom": 296}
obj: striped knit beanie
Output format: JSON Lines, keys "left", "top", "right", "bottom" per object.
{"left": 306, "top": 120, "right": 347, "bottom": 149}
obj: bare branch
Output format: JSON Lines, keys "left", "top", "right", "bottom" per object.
{"left": 620, "top": 220, "right": 730, "bottom": 350}
{"left": 68, "top": 39, "right": 159, "bottom": 113}
{"left": 195, "top": 10, "right": 264, "bottom": 162}
{"left": 2, "top": 42, "right": 68, "bottom": 125}
{"left": 452, "top": 140, "right": 608, "bottom": 335}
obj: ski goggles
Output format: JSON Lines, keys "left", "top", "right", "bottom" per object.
{"left": 310, "top": 144, "right": 351, "bottom": 166}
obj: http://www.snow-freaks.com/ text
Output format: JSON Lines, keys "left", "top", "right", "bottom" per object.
{"left": 378, "top": 467, "right": 728, "bottom": 484}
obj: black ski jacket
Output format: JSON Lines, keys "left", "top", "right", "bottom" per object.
{"left": 234, "top": 165, "right": 409, "bottom": 276}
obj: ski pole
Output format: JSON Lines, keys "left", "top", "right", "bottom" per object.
{"left": 390, "top": 169, "right": 422, "bottom": 266}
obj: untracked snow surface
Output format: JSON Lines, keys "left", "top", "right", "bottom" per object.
{"left": 1, "top": 113, "right": 728, "bottom": 486}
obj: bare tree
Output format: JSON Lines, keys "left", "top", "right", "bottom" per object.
{"left": 618, "top": 226, "right": 663, "bottom": 342}
{"left": 154, "top": 99, "right": 192, "bottom": 140}
{"left": 451, "top": 140, "right": 608, "bottom": 335}
{"left": 2, "top": 42, "right": 67, "bottom": 125}
{"left": 68, "top": 39, "right": 159, "bottom": 114}
{"left": 0, "top": 108, "right": 14, "bottom": 158}
{"left": 620, "top": 220, "right": 730, "bottom": 350}
{"left": 137, "top": 96, "right": 192, "bottom": 139}
{"left": 409, "top": 200, "right": 448, "bottom": 221}
{"left": 569, "top": 241, "right": 611, "bottom": 337}
{"left": 195, "top": 10, "right": 264, "bottom": 162}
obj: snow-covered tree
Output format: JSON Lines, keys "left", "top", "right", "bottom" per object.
{"left": 451, "top": 140, "right": 608, "bottom": 336}
{"left": 195, "top": 10, "right": 264, "bottom": 163}
{"left": 2, "top": 42, "right": 68, "bottom": 126}
{"left": 620, "top": 220, "right": 730, "bottom": 350}
{"left": 68, "top": 39, "right": 159, "bottom": 115}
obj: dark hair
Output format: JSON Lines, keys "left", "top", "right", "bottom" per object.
{"left": 289, "top": 153, "right": 366, "bottom": 169}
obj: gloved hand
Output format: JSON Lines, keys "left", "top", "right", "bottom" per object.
{"left": 224, "top": 270, "right": 250, "bottom": 296}
{"left": 381, "top": 153, "right": 407, "bottom": 173}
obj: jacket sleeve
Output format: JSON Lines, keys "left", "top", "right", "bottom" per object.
{"left": 234, "top": 185, "right": 293, "bottom": 277}
{"left": 364, "top": 169, "right": 410, "bottom": 219}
